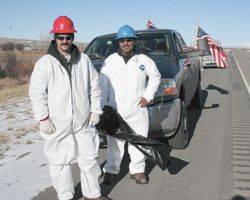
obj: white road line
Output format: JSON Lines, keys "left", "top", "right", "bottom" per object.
{"left": 232, "top": 52, "right": 250, "bottom": 97}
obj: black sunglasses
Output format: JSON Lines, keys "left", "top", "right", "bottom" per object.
{"left": 119, "top": 38, "right": 134, "bottom": 43}
{"left": 56, "top": 36, "right": 73, "bottom": 41}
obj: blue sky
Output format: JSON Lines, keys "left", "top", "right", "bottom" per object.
{"left": 0, "top": 0, "right": 249, "bottom": 47}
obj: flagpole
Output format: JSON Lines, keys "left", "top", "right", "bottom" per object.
{"left": 194, "top": 24, "right": 198, "bottom": 48}
{"left": 147, "top": 18, "right": 150, "bottom": 29}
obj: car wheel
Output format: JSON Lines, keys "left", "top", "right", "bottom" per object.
{"left": 169, "top": 100, "right": 189, "bottom": 149}
{"left": 191, "top": 81, "right": 202, "bottom": 109}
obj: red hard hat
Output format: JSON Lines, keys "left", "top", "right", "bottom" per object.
{"left": 50, "top": 16, "right": 77, "bottom": 33}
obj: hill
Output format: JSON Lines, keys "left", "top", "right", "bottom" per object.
{"left": 0, "top": 37, "right": 88, "bottom": 51}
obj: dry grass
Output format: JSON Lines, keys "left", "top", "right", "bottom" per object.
{"left": 0, "top": 77, "right": 29, "bottom": 102}
{"left": 0, "top": 134, "right": 9, "bottom": 144}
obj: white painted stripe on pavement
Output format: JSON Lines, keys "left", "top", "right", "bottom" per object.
{"left": 232, "top": 52, "right": 250, "bottom": 97}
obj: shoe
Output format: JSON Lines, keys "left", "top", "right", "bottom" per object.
{"left": 102, "top": 172, "right": 117, "bottom": 185}
{"left": 85, "top": 196, "right": 111, "bottom": 200}
{"left": 100, "top": 196, "right": 112, "bottom": 200}
{"left": 130, "top": 173, "right": 148, "bottom": 184}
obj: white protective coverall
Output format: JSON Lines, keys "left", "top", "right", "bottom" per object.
{"left": 100, "top": 52, "right": 161, "bottom": 174}
{"left": 29, "top": 50, "right": 102, "bottom": 199}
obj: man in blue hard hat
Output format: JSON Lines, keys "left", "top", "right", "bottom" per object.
{"left": 99, "top": 25, "right": 161, "bottom": 185}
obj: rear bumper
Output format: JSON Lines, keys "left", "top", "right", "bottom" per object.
{"left": 148, "top": 98, "right": 181, "bottom": 138}
{"left": 200, "top": 56, "right": 217, "bottom": 67}
{"left": 202, "top": 62, "right": 217, "bottom": 67}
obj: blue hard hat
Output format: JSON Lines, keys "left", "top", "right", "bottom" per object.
{"left": 115, "top": 25, "right": 137, "bottom": 40}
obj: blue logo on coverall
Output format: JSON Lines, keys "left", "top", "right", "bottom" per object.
{"left": 139, "top": 65, "right": 145, "bottom": 71}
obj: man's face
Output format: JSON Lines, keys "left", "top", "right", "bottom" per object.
{"left": 119, "top": 38, "right": 135, "bottom": 56}
{"left": 55, "top": 34, "right": 73, "bottom": 53}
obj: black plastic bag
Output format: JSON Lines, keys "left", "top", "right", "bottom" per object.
{"left": 96, "top": 105, "right": 172, "bottom": 170}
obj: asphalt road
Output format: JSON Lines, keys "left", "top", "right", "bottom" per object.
{"left": 32, "top": 49, "right": 250, "bottom": 200}
{"left": 232, "top": 49, "right": 250, "bottom": 96}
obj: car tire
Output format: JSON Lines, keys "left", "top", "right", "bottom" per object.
{"left": 191, "top": 81, "right": 202, "bottom": 109}
{"left": 169, "top": 100, "right": 189, "bottom": 149}
{"left": 99, "top": 132, "right": 107, "bottom": 148}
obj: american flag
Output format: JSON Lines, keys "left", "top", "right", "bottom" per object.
{"left": 196, "top": 26, "right": 227, "bottom": 68}
{"left": 146, "top": 19, "right": 157, "bottom": 29}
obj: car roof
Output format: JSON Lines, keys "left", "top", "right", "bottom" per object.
{"left": 93, "top": 29, "right": 176, "bottom": 39}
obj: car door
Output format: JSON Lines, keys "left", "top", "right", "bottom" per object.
{"left": 174, "top": 33, "right": 198, "bottom": 106}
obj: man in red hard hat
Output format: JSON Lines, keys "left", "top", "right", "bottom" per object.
{"left": 29, "top": 16, "right": 105, "bottom": 200}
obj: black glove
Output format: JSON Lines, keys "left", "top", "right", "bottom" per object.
{"left": 95, "top": 106, "right": 120, "bottom": 135}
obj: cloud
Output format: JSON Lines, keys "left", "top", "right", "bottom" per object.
{"left": 240, "top": 43, "right": 250, "bottom": 47}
